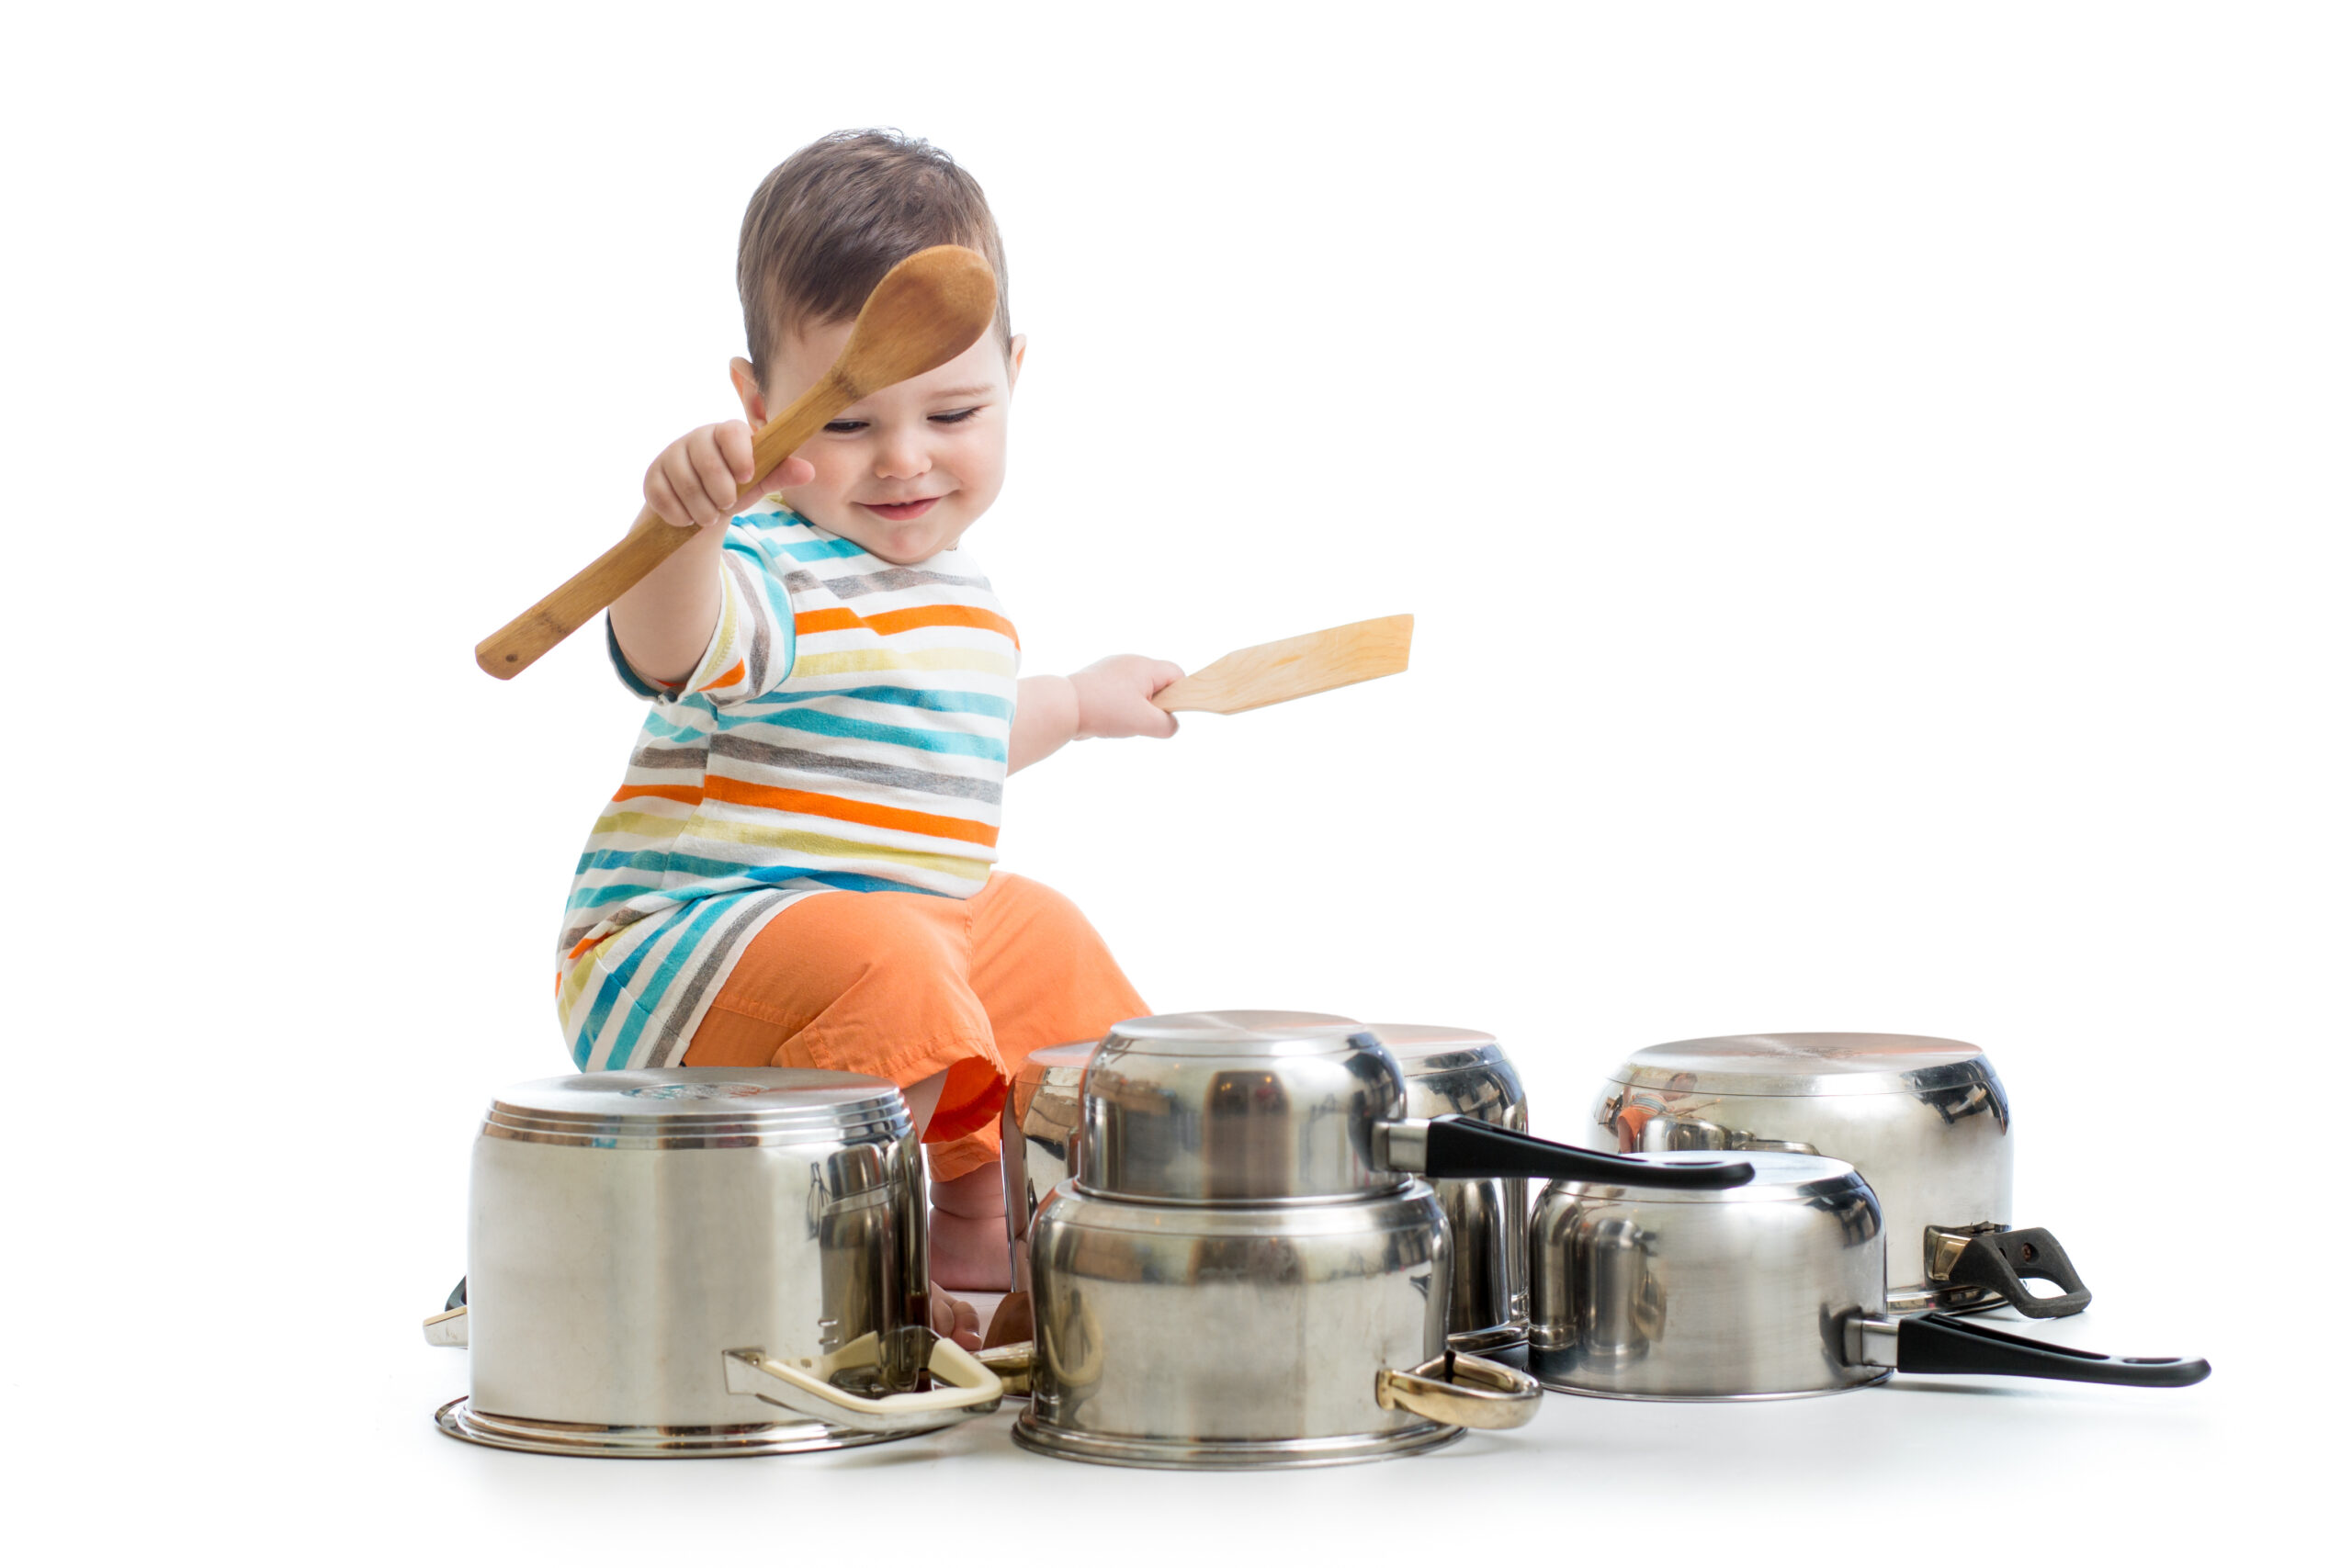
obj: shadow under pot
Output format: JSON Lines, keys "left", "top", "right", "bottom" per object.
{"left": 423, "top": 1068, "right": 1001, "bottom": 1458}
{"left": 997, "top": 1010, "right": 1753, "bottom": 1469}
{"left": 1585, "top": 1032, "right": 2089, "bottom": 1317}
{"left": 1528, "top": 1151, "right": 2209, "bottom": 1400}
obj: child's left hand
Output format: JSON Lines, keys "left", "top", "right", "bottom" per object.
{"left": 1070, "top": 654, "right": 1185, "bottom": 739}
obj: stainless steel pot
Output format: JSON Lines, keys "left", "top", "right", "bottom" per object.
{"left": 1370, "top": 1023, "right": 1530, "bottom": 1352}
{"left": 1009, "top": 1011, "right": 1754, "bottom": 1468}
{"left": 999, "top": 1012, "right": 1357, "bottom": 1303}
{"left": 423, "top": 1068, "right": 1002, "bottom": 1458}
{"left": 1528, "top": 1151, "right": 2208, "bottom": 1400}
{"left": 1584, "top": 1032, "right": 2090, "bottom": 1317}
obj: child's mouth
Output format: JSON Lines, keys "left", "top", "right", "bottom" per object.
{"left": 859, "top": 497, "right": 941, "bottom": 523}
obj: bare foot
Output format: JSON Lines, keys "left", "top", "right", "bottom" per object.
{"left": 930, "top": 1289, "right": 980, "bottom": 1349}
{"left": 929, "top": 1161, "right": 1012, "bottom": 1291}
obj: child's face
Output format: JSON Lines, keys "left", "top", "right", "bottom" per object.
{"left": 733, "top": 321, "right": 1023, "bottom": 565}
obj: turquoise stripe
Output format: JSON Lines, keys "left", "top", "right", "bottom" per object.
{"left": 600, "top": 893, "right": 749, "bottom": 1068}
{"left": 571, "top": 859, "right": 936, "bottom": 903}
{"left": 638, "top": 708, "right": 709, "bottom": 744}
{"left": 752, "top": 705, "right": 1008, "bottom": 761}
{"left": 582, "top": 896, "right": 737, "bottom": 1068}
{"left": 776, "top": 536, "right": 866, "bottom": 561}
{"left": 727, "top": 684, "right": 1013, "bottom": 721}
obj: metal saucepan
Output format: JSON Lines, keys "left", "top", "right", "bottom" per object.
{"left": 1585, "top": 1032, "right": 2091, "bottom": 1317}
{"left": 1002, "top": 1011, "right": 1754, "bottom": 1468}
{"left": 1529, "top": 1150, "right": 2209, "bottom": 1400}
{"left": 1369, "top": 1023, "right": 1532, "bottom": 1353}
{"left": 999, "top": 1017, "right": 1536, "bottom": 1354}
{"left": 423, "top": 1068, "right": 1002, "bottom": 1457}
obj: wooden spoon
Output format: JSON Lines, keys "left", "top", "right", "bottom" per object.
{"left": 473, "top": 244, "right": 1000, "bottom": 679}
{"left": 1153, "top": 614, "right": 1414, "bottom": 715}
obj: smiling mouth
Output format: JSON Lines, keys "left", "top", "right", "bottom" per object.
{"left": 859, "top": 497, "right": 942, "bottom": 522}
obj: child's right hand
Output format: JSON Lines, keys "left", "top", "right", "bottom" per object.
{"left": 643, "top": 422, "right": 815, "bottom": 531}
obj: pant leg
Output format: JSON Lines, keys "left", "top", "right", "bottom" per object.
{"left": 922, "top": 873, "right": 1149, "bottom": 1181}
{"left": 683, "top": 888, "right": 1009, "bottom": 1146}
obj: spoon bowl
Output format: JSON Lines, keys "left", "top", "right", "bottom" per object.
{"left": 475, "top": 245, "right": 999, "bottom": 679}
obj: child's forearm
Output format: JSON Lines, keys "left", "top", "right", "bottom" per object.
{"left": 1010, "top": 658, "right": 1185, "bottom": 773}
{"left": 608, "top": 524, "right": 727, "bottom": 685}
{"left": 1010, "top": 675, "right": 1080, "bottom": 772}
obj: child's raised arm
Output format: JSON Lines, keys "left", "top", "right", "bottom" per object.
{"left": 607, "top": 423, "right": 812, "bottom": 685}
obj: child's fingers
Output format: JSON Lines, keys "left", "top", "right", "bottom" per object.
{"left": 656, "top": 443, "right": 727, "bottom": 528}
{"left": 686, "top": 429, "right": 746, "bottom": 515}
{"left": 714, "top": 420, "right": 758, "bottom": 485}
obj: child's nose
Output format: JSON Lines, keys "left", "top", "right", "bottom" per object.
{"left": 874, "top": 428, "right": 932, "bottom": 480}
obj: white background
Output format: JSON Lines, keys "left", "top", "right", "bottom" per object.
{"left": 5, "top": 2, "right": 2343, "bottom": 1561}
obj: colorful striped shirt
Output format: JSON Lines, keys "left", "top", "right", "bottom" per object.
{"left": 557, "top": 502, "right": 1019, "bottom": 1070}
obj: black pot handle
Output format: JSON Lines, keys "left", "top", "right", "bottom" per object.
{"left": 1944, "top": 1227, "right": 2092, "bottom": 1319}
{"left": 447, "top": 1276, "right": 468, "bottom": 1311}
{"left": 1898, "top": 1312, "right": 2209, "bottom": 1388}
{"left": 1418, "top": 1116, "right": 1754, "bottom": 1190}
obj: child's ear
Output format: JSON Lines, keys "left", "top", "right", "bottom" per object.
{"left": 729, "top": 358, "right": 768, "bottom": 425}
{"left": 1006, "top": 334, "right": 1026, "bottom": 391}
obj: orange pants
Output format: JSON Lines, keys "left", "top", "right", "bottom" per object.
{"left": 683, "top": 873, "right": 1147, "bottom": 1180}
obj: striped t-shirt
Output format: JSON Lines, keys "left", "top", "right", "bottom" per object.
{"left": 556, "top": 502, "right": 1019, "bottom": 1071}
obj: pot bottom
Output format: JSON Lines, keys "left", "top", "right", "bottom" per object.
{"left": 1533, "top": 1370, "right": 1894, "bottom": 1403}
{"left": 434, "top": 1396, "right": 934, "bottom": 1459}
{"left": 1011, "top": 1412, "right": 1464, "bottom": 1470}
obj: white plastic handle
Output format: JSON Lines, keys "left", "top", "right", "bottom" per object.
{"left": 723, "top": 1337, "right": 1003, "bottom": 1433}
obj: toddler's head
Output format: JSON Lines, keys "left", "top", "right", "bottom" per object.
{"left": 734, "top": 130, "right": 1021, "bottom": 564}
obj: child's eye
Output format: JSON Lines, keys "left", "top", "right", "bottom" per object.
{"left": 823, "top": 419, "right": 868, "bottom": 434}
{"left": 929, "top": 408, "right": 979, "bottom": 424}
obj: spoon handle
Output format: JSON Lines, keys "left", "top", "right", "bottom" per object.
{"left": 473, "top": 370, "right": 852, "bottom": 680}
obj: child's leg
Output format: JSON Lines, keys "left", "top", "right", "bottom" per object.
{"left": 682, "top": 887, "right": 1009, "bottom": 1142}
{"left": 925, "top": 874, "right": 1150, "bottom": 1290}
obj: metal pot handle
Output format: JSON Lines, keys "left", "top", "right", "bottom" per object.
{"left": 1383, "top": 1115, "right": 1755, "bottom": 1190}
{"left": 1848, "top": 1311, "right": 2209, "bottom": 1388}
{"left": 422, "top": 1277, "right": 469, "bottom": 1348}
{"left": 1374, "top": 1350, "right": 1544, "bottom": 1430}
{"left": 1928, "top": 1224, "right": 2092, "bottom": 1318}
{"left": 722, "top": 1336, "right": 1004, "bottom": 1433}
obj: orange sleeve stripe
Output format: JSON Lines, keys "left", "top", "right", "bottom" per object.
{"left": 697, "top": 660, "right": 746, "bottom": 693}
{"left": 861, "top": 604, "right": 1020, "bottom": 639}
{"left": 701, "top": 777, "right": 1001, "bottom": 848}
{"left": 611, "top": 784, "right": 706, "bottom": 806}
{"left": 793, "top": 606, "right": 863, "bottom": 636}
{"left": 793, "top": 604, "right": 1020, "bottom": 640}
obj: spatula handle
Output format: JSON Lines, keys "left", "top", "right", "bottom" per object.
{"left": 472, "top": 370, "right": 853, "bottom": 679}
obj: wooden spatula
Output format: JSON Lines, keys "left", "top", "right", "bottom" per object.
{"left": 1153, "top": 615, "right": 1414, "bottom": 716}
{"left": 474, "top": 244, "right": 1000, "bottom": 679}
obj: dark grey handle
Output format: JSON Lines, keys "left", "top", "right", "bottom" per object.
{"left": 1945, "top": 1227, "right": 2092, "bottom": 1319}
{"left": 1898, "top": 1312, "right": 2209, "bottom": 1388}
{"left": 1423, "top": 1116, "right": 1754, "bottom": 1190}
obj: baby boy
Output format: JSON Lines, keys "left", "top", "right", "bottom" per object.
{"left": 556, "top": 130, "right": 1180, "bottom": 1344}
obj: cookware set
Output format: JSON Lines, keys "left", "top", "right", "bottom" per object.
{"left": 427, "top": 1022, "right": 2206, "bottom": 1464}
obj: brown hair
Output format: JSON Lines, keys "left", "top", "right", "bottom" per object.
{"left": 737, "top": 130, "right": 1012, "bottom": 387}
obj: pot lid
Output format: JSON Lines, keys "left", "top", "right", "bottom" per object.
{"left": 482, "top": 1067, "right": 910, "bottom": 1150}
{"left": 1012, "top": 1040, "right": 1102, "bottom": 1089}
{"left": 1367, "top": 1023, "right": 1524, "bottom": 1124}
{"left": 1605, "top": 1032, "right": 1996, "bottom": 1099}
{"left": 1077, "top": 1010, "right": 1399, "bottom": 1204}
{"left": 1365, "top": 1022, "right": 1497, "bottom": 1065}
{"left": 1549, "top": 1148, "right": 1870, "bottom": 1205}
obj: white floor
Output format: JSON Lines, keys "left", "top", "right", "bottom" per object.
{"left": 359, "top": 1266, "right": 2290, "bottom": 1562}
